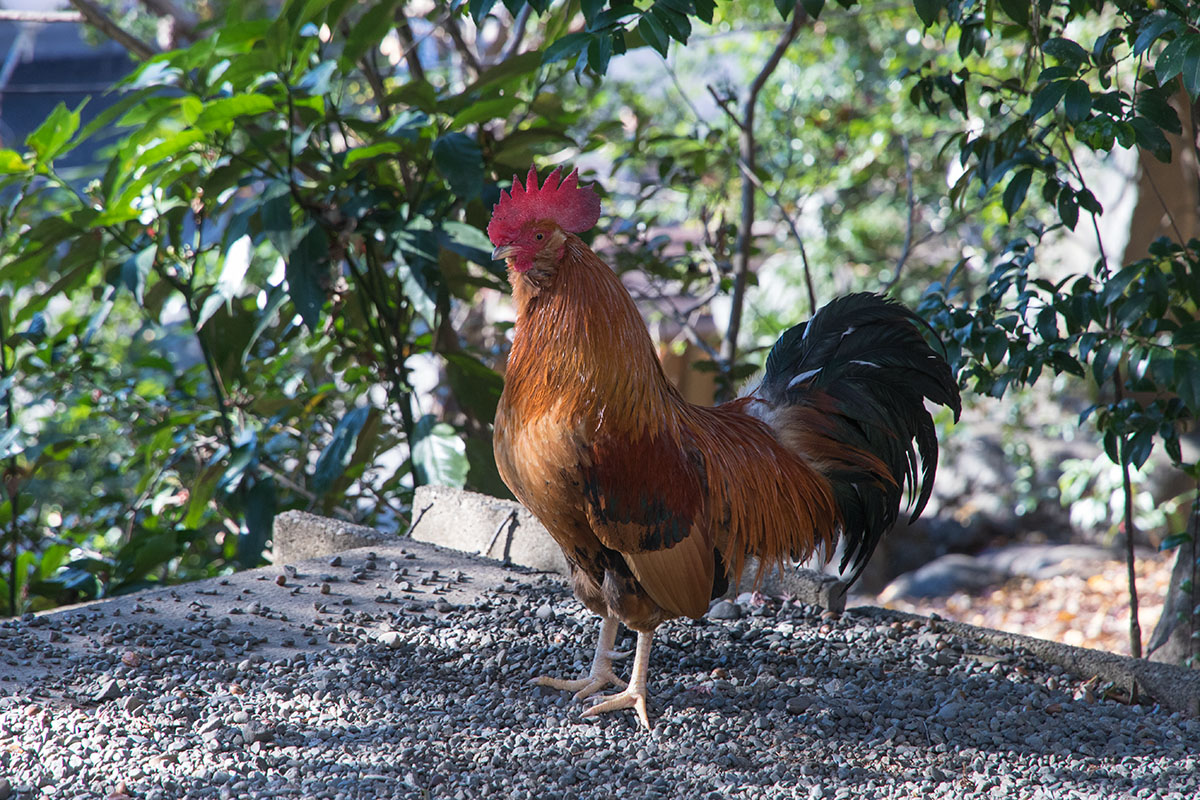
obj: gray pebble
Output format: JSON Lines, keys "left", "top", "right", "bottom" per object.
{"left": 707, "top": 600, "right": 742, "bottom": 620}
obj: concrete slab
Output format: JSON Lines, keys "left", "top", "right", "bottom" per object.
{"left": 0, "top": 536, "right": 547, "bottom": 702}
{"left": 406, "top": 484, "right": 569, "bottom": 574}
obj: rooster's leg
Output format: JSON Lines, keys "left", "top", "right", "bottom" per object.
{"left": 531, "top": 615, "right": 629, "bottom": 700}
{"left": 581, "top": 629, "right": 652, "bottom": 729}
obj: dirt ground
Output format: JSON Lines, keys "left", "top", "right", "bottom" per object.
{"left": 882, "top": 551, "right": 1176, "bottom": 657}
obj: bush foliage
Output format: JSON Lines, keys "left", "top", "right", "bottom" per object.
{"left": 0, "top": 0, "right": 1197, "bottom": 664}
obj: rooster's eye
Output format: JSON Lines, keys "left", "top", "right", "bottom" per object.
{"left": 536, "top": 233, "right": 544, "bottom": 240}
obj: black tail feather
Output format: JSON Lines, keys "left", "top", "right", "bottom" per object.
{"left": 760, "top": 293, "right": 962, "bottom": 585}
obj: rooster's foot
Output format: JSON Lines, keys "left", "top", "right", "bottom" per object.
{"left": 582, "top": 685, "right": 650, "bottom": 729}
{"left": 531, "top": 668, "right": 628, "bottom": 701}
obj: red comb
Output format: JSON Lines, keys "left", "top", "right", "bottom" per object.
{"left": 487, "top": 165, "right": 602, "bottom": 246}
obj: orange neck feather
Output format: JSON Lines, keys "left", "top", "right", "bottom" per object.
{"left": 504, "top": 236, "right": 680, "bottom": 434}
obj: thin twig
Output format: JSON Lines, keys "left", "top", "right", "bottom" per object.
{"left": 705, "top": 85, "right": 746, "bottom": 132}
{"left": 734, "top": 156, "right": 818, "bottom": 316}
{"left": 67, "top": 0, "right": 157, "bottom": 60}
{"left": 1109, "top": 367, "right": 1143, "bottom": 660}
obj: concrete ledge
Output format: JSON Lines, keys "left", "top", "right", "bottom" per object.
{"left": 407, "top": 485, "right": 569, "bottom": 574}
{"left": 272, "top": 510, "right": 392, "bottom": 565}
{"left": 857, "top": 605, "right": 1200, "bottom": 718}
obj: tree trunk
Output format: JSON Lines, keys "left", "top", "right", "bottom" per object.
{"left": 1147, "top": 534, "right": 1200, "bottom": 668}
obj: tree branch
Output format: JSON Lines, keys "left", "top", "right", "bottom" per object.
{"left": 501, "top": 4, "right": 533, "bottom": 63}
{"left": 395, "top": 10, "right": 429, "bottom": 84}
{"left": 68, "top": 0, "right": 157, "bottom": 61}
{"left": 719, "top": 2, "right": 807, "bottom": 397}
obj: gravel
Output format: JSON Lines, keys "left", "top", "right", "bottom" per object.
{"left": 1, "top": 545, "right": 1198, "bottom": 799}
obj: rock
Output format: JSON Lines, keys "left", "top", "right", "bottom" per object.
{"left": 980, "top": 543, "right": 1117, "bottom": 580}
{"left": 707, "top": 600, "right": 741, "bottom": 620}
{"left": 93, "top": 679, "right": 121, "bottom": 702}
{"left": 879, "top": 554, "right": 1002, "bottom": 601}
{"left": 377, "top": 631, "right": 402, "bottom": 649}
{"left": 785, "top": 695, "right": 814, "bottom": 715}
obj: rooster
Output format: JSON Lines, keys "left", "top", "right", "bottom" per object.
{"left": 489, "top": 165, "right": 961, "bottom": 728}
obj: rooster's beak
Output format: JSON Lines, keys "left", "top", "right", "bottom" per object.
{"left": 492, "top": 244, "right": 518, "bottom": 262}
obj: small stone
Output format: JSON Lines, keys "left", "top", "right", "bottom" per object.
{"left": 275, "top": 575, "right": 287, "bottom": 587}
{"left": 94, "top": 679, "right": 121, "bottom": 702}
{"left": 378, "top": 631, "right": 403, "bottom": 649}
{"left": 320, "top": 583, "right": 331, "bottom": 595}
{"left": 706, "top": 600, "right": 741, "bottom": 620}
{"left": 328, "top": 555, "right": 343, "bottom": 567}
{"left": 786, "top": 695, "right": 814, "bottom": 715}
{"left": 535, "top": 604, "right": 554, "bottom": 621}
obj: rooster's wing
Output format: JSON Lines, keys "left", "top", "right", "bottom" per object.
{"left": 578, "top": 429, "right": 716, "bottom": 619}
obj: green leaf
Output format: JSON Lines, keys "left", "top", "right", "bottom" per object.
{"left": 343, "top": 140, "right": 405, "bottom": 169}
{"left": 311, "top": 406, "right": 372, "bottom": 494}
{"left": 1126, "top": 430, "right": 1155, "bottom": 470}
{"left": 26, "top": 102, "right": 82, "bottom": 162}
{"left": 1136, "top": 89, "right": 1183, "bottom": 135}
{"left": 1029, "top": 80, "right": 1068, "bottom": 120}
{"left": 912, "top": 0, "right": 943, "bottom": 27}
{"left": 1135, "top": 10, "right": 1185, "bottom": 57}
{"left": 286, "top": 225, "right": 329, "bottom": 331}
{"left": 1175, "top": 352, "right": 1200, "bottom": 413}
{"left": 450, "top": 96, "right": 521, "bottom": 129}
{"left": 998, "top": 0, "right": 1029, "bottom": 26}
{"left": 774, "top": 0, "right": 797, "bottom": 19}
{"left": 237, "top": 473, "right": 276, "bottom": 568}
{"left": 0, "top": 149, "right": 28, "bottom": 174}
{"left": 586, "top": 32, "right": 614, "bottom": 75}
{"left": 638, "top": 13, "right": 670, "bottom": 57}
{"left": 411, "top": 415, "right": 468, "bottom": 489}
{"left": 650, "top": 5, "right": 691, "bottom": 44}
{"left": 121, "top": 245, "right": 156, "bottom": 305}
{"left": 470, "top": 0, "right": 499, "bottom": 24}
{"left": 1042, "top": 37, "right": 1089, "bottom": 69}
{"left": 1002, "top": 169, "right": 1033, "bottom": 220}
{"left": 1161, "top": 531, "right": 1194, "bottom": 551}
{"left": 193, "top": 94, "right": 275, "bottom": 130}
{"left": 1156, "top": 33, "right": 1200, "bottom": 90}
{"left": 543, "top": 32, "right": 592, "bottom": 66}
{"left": 444, "top": 352, "right": 504, "bottom": 422}
{"left": 441, "top": 220, "right": 494, "bottom": 266}
{"left": 800, "top": 0, "right": 825, "bottom": 17}
{"left": 1057, "top": 189, "right": 1079, "bottom": 230}
{"left": 398, "top": 255, "right": 438, "bottom": 326}
{"left": 693, "top": 0, "right": 717, "bottom": 24}
{"left": 1063, "top": 80, "right": 1092, "bottom": 123}
{"left": 581, "top": 0, "right": 605, "bottom": 23}
{"left": 342, "top": 0, "right": 400, "bottom": 66}
{"left": 432, "top": 132, "right": 483, "bottom": 200}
